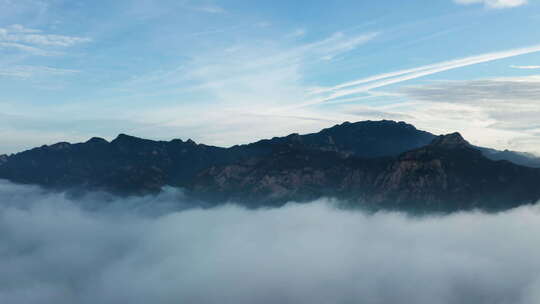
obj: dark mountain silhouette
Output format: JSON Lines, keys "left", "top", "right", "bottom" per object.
{"left": 371, "top": 133, "right": 540, "bottom": 212}
{"left": 0, "top": 120, "right": 434, "bottom": 194}
{"left": 194, "top": 132, "right": 540, "bottom": 212}
{"left": 242, "top": 120, "right": 436, "bottom": 158}
{"left": 0, "top": 120, "right": 539, "bottom": 212}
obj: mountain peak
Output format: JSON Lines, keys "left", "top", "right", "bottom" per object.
{"left": 114, "top": 133, "right": 135, "bottom": 140}
{"left": 86, "top": 137, "right": 109, "bottom": 145}
{"left": 336, "top": 120, "right": 415, "bottom": 128}
{"left": 430, "top": 132, "right": 470, "bottom": 149}
{"left": 112, "top": 133, "right": 145, "bottom": 144}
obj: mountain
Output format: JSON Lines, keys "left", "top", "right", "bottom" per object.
{"left": 193, "top": 133, "right": 540, "bottom": 212}
{"left": 0, "top": 134, "right": 236, "bottom": 195}
{"left": 372, "top": 133, "right": 540, "bottom": 212}
{"left": 242, "top": 120, "right": 436, "bottom": 158}
{"left": 1, "top": 120, "right": 539, "bottom": 212}
{"left": 0, "top": 120, "right": 434, "bottom": 194}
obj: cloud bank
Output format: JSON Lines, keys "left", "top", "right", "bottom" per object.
{"left": 1, "top": 180, "right": 540, "bottom": 304}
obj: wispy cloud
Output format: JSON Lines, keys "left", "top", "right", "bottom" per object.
{"left": 116, "top": 31, "right": 379, "bottom": 96}
{"left": 454, "top": 0, "right": 528, "bottom": 9}
{"left": 5, "top": 24, "right": 41, "bottom": 33}
{"left": 0, "top": 24, "right": 91, "bottom": 46}
{"left": 193, "top": 4, "right": 226, "bottom": 14}
{"left": 0, "top": 24, "right": 91, "bottom": 55}
{"left": 0, "top": 65, "right": 79, "bottom": 79}
{"left": 103, "top": 34, "right": 540, "bottom": 153}
{"left": 300, "top": 44, "right": 540, "bottom": 108}
{"left": 105, "top": 31, "right": 379, "bottom": 147}
{"left": 510, "top": 65, "right": 540, "bottom": 69}
{"left": 286, "top": 29, "right": 307, "bottom": 39}
{"left": 306, "top": 32, "right": 378, "bottom": 60}
{"left": 0, "top": 41, "right": 55, "bottom": 56}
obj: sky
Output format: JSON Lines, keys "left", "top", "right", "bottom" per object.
{"left": 1, "top": 0, "right": 540, "bottom": 154}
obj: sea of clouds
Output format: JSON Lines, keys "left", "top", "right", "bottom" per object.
{"left": 1, "top": 180, "right": 540, "bottom": 304}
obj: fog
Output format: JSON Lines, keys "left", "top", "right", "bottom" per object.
{"left": 1, "top": 180, "right": 540, "bottom": 304}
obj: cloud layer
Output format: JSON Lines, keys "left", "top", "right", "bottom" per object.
{"left": 1, "top": 180, "right": 540, "bottom": 304}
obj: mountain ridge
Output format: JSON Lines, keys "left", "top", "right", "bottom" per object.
{"left": 1, "top": 120, "right": 539, "bottom": 212}
{"left": 193, "top": 132, "right": 540, "bottom": 212}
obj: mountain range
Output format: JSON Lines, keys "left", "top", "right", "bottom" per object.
{"left": 1, "top": 120, "right": 539, "bottom": 213}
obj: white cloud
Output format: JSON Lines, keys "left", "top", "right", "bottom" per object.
{"left": 454, "top": 0, "right": 528, "bottom": 8}
{"left": 511, "top": 65, "right": 540, "bottom": 69}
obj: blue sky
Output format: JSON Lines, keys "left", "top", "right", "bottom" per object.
{"left": 1, "top": 0, "right": 540, "bottom": 154}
